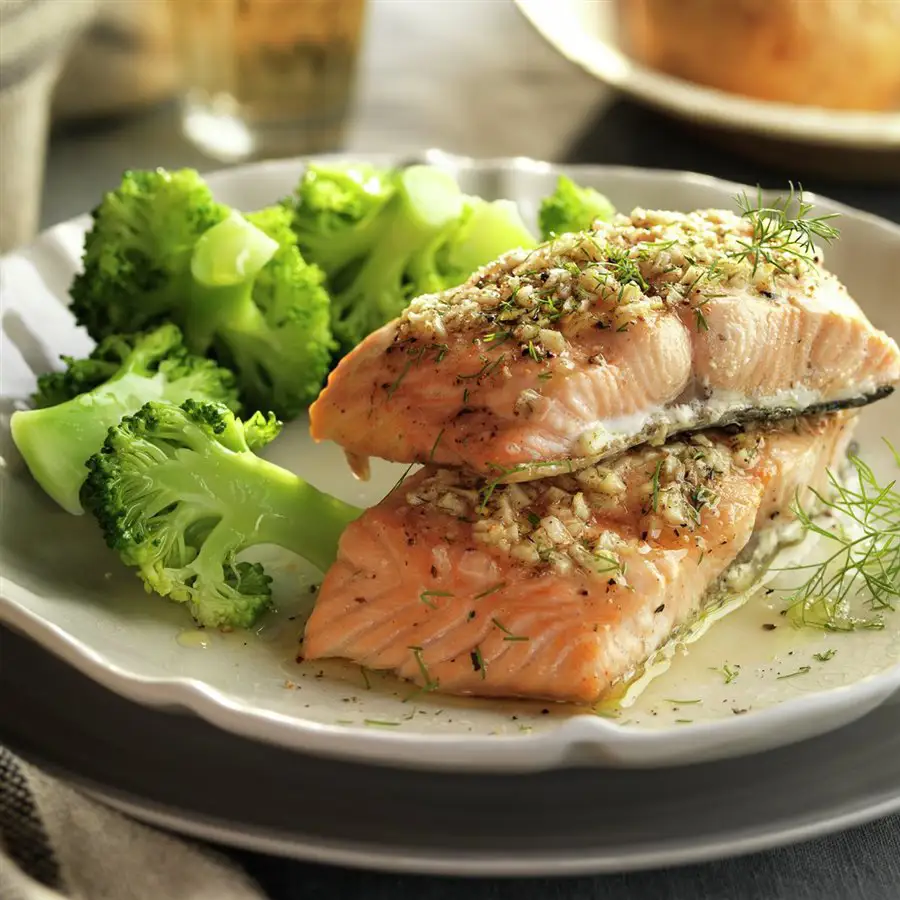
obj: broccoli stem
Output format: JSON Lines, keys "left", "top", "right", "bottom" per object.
{"left": 10, "top": 372, "right": 169, "bottom": 515}
{"left": 149, "top": 445, "right": 361, "bottom": 573}
{"left": 185, "top": 212, "right": 278, "bottom": 354}
{"left": 447, "top": 199, "right": 536, "bottom": 275}
{"left": 248, "top": 456, "right": 362, "bottom": 572}
{"left": 184, "top": 281, "right": 269, "bottom": 355}
{"left": 332, "top": 166, "right": 465, "bottom": 333}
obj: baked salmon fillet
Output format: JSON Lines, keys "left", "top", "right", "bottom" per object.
{"left": 310, "top": 208, "right": 898, "bottom": 481}
{"left": 303, "top": 413, "right": 856, "bottom": 703}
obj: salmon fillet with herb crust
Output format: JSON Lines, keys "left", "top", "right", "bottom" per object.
{"left": 309, "top": 207, "right": 898, "bottom": 482}
{"left": 303, "top": 414, "right": 856, "bottom": 704}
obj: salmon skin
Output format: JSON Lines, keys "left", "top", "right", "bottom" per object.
{"left": 309, "top": 208, "right": 899, "bottom": 481}
{"left": 303, "top": 414, "right": 856, "bottom": 704}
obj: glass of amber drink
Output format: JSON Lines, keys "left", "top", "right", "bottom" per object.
{"left": 170, "top": 0, "right": 367, "bottom": 161}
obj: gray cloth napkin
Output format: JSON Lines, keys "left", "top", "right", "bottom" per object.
{"left": 0, "top": 746, "right": 264, "bottom": 900}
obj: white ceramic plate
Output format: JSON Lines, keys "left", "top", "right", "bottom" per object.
{"left": 515, "top": 0, "right": 900, "bottom": 150}
{"left": 1, "top": 152, "right": 899, "bottom": 773}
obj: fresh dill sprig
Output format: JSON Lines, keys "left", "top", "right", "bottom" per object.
{"left": 474, "top": 582, "right": 506, "bottom": 600}
{"left": 782, "top": 442, "right": 899, "bottom": 632}
{"left": 730, "top": 183, "right": 840, "bottom": 278}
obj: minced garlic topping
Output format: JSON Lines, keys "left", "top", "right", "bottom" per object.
{"left": 397, "top": 208, "right": 823, "bottom": 360}
{"left": 406, "top": 428, "right": 766, "bottom": 578}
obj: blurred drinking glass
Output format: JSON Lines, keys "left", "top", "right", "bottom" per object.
{"left": 170, "top": 0, "right": 367, "bottom": 162}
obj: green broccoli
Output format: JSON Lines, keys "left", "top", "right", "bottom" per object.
{"left": 82, "top": 400, "right": 363, "bottom": 629}
{"left": 409, "top": 195, "right": 538, "bottom": 296}
{"left": 32, "top": 336, "right": 135, "bottom": 408}
{"left": 538, "top": 175, "right": 616, "bottom": 240}
{"left": 187, "top": 205, "right": 336, "bottom": 417}
{"left": 71, "top": 168, "right": 228, "bottom": 338}
{"left": 69, "top": 168, "right": 335, "bottom": 418}
{"left": 293, "top": 163, "right": 536, "bottom": 354}
{"left": 10, "top": 324, "right": 240, "bottom": 515}
{"left": 292, "top": 162, "right": 397, "bottom": 276}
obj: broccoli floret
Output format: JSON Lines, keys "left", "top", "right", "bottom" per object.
{"left": 187, "top": 205, "right": 336, "bottom": 417}
{"left": 409, "top": 195, "right": 537, "bottom": 296}
{"left": 10, "top": 324, "right": 239, "bottom": 515}
{"left": 538, "top": 175, "right": 616, "bottom": 240}
{"left": 69, "top": 168, "right": 335, "bottom": 418}
{"left": 292, "top": 162, "right": 397, "bottom": 276}
{"left": 293, "top": 163, "right": 537, "bottom": 354}
{"left": 82, "top": 400, "right": 362, "bottom": 629}
{"left": 71, "top": 169, "right": 229, "bottom": 337}
{"left": 32, "top": 336, "right": 136, "bottom": 408}
{"left": 294, "top": 165, "right": 464, "bottom": 352}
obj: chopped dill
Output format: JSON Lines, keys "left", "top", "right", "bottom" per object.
{"left": 364, "top": 719, "right": 400, "bottom": 728}
{"left": 430, "top": 342, "right": 450, "bottom": 362}
{"left": 694, "top": 298, "right": 710, "bottom": 332}
{"left": 360, "top": 666, "right": 371, "bottom": 690}
{"left": 636, "top": 238, "right": 677, "bottom": 259}
{"left": 777, "top": 665, "right": 812, "bottom": 680}
{"left": 458, "top": 355, "right": 493, "bottom": 381}
{"left": 408, "top": 645, "right": 440, "bottom": 693}
{"left": 420, "top": 589, "right": 453, "bottom": 609}
{"left": 664, "top": 698, "right": 702, "bottom": 705}
{"left": 386, "top": 345, "right": 427, "bottom": 398}
{"left": 675, "top": 719, "right": 694, "bottom": 724}
{"left": 428, "top": 428, "right": 445, "bottom": 462}
{"left": 491, "top": 618, "right": 529, "bottom": 642}
{"left": 713, "top": 663, "right": 740, "bottom": 684}
{"left": 475, "top": 582, "right": 506, "bottom": 600}
{"left": 813, "top": 649, "right": 837, "bottom": 662}
{"left": 387, "top": 462, "right": 415, "bottom": 497}
{"left": 604, "top": 245, "right": 648, "bottom": 290}
{"left": 483, "top": 354, "right": 506, "bottom": 378}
